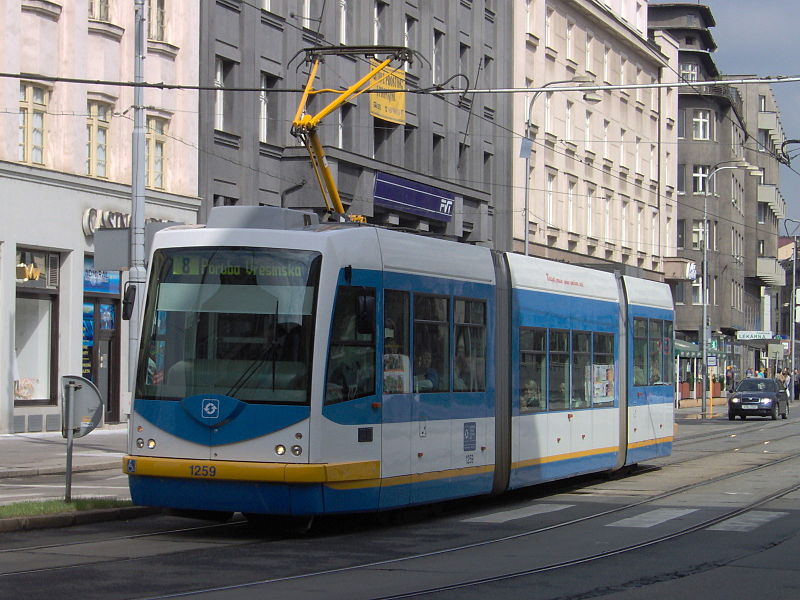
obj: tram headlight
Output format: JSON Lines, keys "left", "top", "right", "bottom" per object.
{"left": 291, "top": 445, "right": 303, "bottom": 456}
{"left": 136, "top": 438, "right": 145, "bottom": 448}
{"left": 275, "top": 444, "right": 286, "bottom": 456}
{"left": 147, "top": 439, "right": 157, "bottom": 449}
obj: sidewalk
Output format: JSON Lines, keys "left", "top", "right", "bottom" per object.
{"left": 0, "top": 425, "right": 128, "bottom": 480}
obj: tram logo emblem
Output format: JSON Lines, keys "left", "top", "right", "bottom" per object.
{"left": 202, "top": 399, "right": 220, "bottom": 419}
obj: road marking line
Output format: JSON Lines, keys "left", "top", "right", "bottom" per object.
{"left": 463, "top": 503, "right": 574, "bottom": 523}
{"left": 607, "top": 508, "right": 698, "bottom": 528}
{"left": 708, "top": 511, "right": 788, "bottom": 532}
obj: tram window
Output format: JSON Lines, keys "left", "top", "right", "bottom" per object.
{"left": 454, "top": 298, "right": 486, "bottom": 392}
{"left": 413, "top": 295, "right": 449, "bottom": 393}
{"left": 593, "top": 332, "right": 615, "bottom": 406}
{"left": 663, "top": 321, "right": 674, "bottom": 383}
{"left": 572, "top": 331, "right": 591, "bottom": 409}
{"left": 648, "top": 320, "right": 664, "bottom": 383}
{"left": 325, "top": 286, "right": 376, "bottom": 405}
{"left": 549, "top": 330, "right": 570, "bottom": 411}
{"left": 633, "top": 317, "right": 648, "bottom": 386}
{"left": 520, "top": 327, "right": 546, "bottom": 412}
{"left": 383, "top": 290, "right": 410, "bottom": 394}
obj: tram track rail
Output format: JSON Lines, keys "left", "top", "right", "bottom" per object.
{"left": 4, "top": 425, "right": 800, "bottom": 597}
{"left": 126, "top": 442, "right": 800, "bottom": 598}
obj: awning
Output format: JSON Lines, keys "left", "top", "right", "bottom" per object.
{"left": 674, "top": 339, "right": 701, "bottom": 358}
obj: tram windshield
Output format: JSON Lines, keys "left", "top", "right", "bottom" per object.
{"left": 135, "top": 247, "right": 321, "bottom": 404}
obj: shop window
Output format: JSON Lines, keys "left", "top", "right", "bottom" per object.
{"left": 15, "top": 249, "right": 60, "bottom": 405}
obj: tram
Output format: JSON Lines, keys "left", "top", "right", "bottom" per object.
{"left": 123, "top": 206, "right": 674, "bottom": 518}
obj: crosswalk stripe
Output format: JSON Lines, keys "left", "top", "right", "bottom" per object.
{"left": 463, "top": 503, "right": 574, "bottom": 523}
{"left": 708, "top": 511, "right": 788, "bottom": 532}
{"left": 607, "top": 508, "right": 698, "bottom": 528}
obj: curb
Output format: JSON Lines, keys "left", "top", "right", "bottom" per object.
{"left": 0, "top": 461, "right": 122, "bottom": 480}
{"left": 0, "top": 506, "right": 163, "bottom": 533}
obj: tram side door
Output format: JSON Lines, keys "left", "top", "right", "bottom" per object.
{"left": 380, "top": 289, "right": 413, "bottom": 509}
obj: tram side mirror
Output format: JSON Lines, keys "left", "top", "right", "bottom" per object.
{"left": 122, "top": 284, "right": 137, "bottom": 321}
{"left": 356, "top": 291, "right": 375, "bottom": 335}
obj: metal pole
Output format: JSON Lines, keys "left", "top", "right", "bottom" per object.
{"left": 129, "top": 0, "right": 147, "bottom": 391}
{"left": 701, "top": 188, "right": 708, "bottom": 417}
{"left": 65, "top": 382, "right": 75, "bottom": 503}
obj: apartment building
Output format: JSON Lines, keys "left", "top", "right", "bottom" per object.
{"left": 0, "top": 0, "right": 200, "bottom": 433}
{"left": 199, "top": 0, "right": 512, "bottom": 248}
{"left": 512, "top": 0, "right": 678, "bottom": 277}
{"left": 649, "top": 3, "right": 785, "bottom": 376}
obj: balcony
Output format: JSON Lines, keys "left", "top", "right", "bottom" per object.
{"left": 663, "top": 257, "right": 696, "bottom": 281}
{"left": 756, "top": 256, "right": 786, "bottom": 286}
{"left": 758, "top": 111, "right": 785, "bottom": 148}
{"left": 758, "top": 183, "right": 785, "bottom": 219}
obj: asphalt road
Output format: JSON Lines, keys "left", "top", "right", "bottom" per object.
{"left": 2, "top": 414, "right": 800, "bottom": 599}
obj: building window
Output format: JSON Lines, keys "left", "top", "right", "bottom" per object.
{"left": 86, "top": 101, "right": 110, "bottom": 178}
{"left": 259, "top": 73, "right": 278, "bottom": 144}
{"left": 145, "top": 116, "right": 167, "bottom": 190}
{"left": 757, "top": 202, "right": 768, "bottom": 224}
{"left": 692, "top": 276, "right": 703, "bottom": 305}
{"left": 404, "top": 16, "right": 416, "bottom": 70}
{"left": 403, "top": 123, "right": 416, "bottom": 169}
{"left": 565, "top": 101, "right": 573, "bottom": 141}
{"left": 679, "top": 62, "right": 698, "bottom": 82}
{"left": 546, "top": 173, "right": 555, "bottom": 226}
{"left": 15, "top": 249, "right": 60, "bottom": 405}
{"left": 604, "top": 195, "right": 611, "bottom": 240}
{"left": 677, "top": 109, "right": 685, "bottom": 138}
{"left": 213, "top": 195, "right": 238, "bottom": 207}
{"left": 759, "top": 94, "right": 767, "bottom": 111}
{"left": 566, "top": 21, "right": 574, "bottom": 60}
{"left": 603, "top": 120, "right": 609, "bottom": 158}
{"left": 214, "top": 57, "right": 235, "bottom": 132}
{"left": 19, "top": 83, "right": 47, "bottom": 165}
{"left": 545, "top": 8, "right": 553, "bottom": 48}
{"left": 691, "top": 219, "right": 703, "bottom": 249}
{"left": 677, "top": 164, "right": 685, "bottom": 193}
{"left": 603, "top": 46, "right": 610, "bottom": 82}
{"left": 586, "top": 190, "right": 594, "bottom": 238}
{"left": 432, "top": 29, "right": 444, "bottom": 84}
{"left": 88, "top": 0, "right": 110, "bottom": 21}
{"left": 339, "top": 0, "right": 348, "bottom": 45}
{"left": 676, "top": 218, "right": 685, "bottom": 249}
{"left": 585, "top": 33, "right": 593, "bottom": 72}
{"left": 432, "top": 133, "right": 444, "bottom": 177}
{"left": 567, "top": 181, "right": 575, "bottom": 232}
{"left": 585, "top": 110, "right": 592, "bottom": 152}
{"left": 374, "top": 118, "right": 395, "bottom": 162}
{"left": 373, "top": 0, "right": 385, "bottom": 44}
{"left": 148, "top": 0, "right": 165, "bottom": 41}
{"left": 692, "top": 109, "right": 711, "bottom": 140}
{"left": 692, "top": 165, "right": 710, "bottom": 193}
{"left": 621, "top": 201, "right": 628, "bottom": 247}
{"left": 544, "top": 92, "right": 552, "bottom": 133}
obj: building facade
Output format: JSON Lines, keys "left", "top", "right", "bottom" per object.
{"left": 0, "top": 0, "right": 201, "bottom": 433}
{"left": 512, "top": 0, "right": 678, "bottom": 278}
{"left": 649, "top": 3, "right": 785, "bottom": 379}
{"left": 199, "top": 0, "right": 512, "bottom": 249}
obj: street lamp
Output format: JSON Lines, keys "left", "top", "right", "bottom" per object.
{"left": 701, "top": 160, "right": 761, "bottom": 418}
{"left": 783, "top": 217, "right": 800, "bottom": 398}
{"left": 520, "top": 76, "right": 601, "bottom": 255}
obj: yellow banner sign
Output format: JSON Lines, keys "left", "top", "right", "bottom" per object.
{"left": 369, "top": 60, "right": 406, "bottom": 125}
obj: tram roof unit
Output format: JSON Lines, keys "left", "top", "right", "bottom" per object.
{"left": 622, "top": 275, "right": 674, "bottom": 312}
{"left": 150, "top": 206, "right": 496, "bottom": 285}
{"left": 505, "top": 252, "right": 621, "bottom": 303}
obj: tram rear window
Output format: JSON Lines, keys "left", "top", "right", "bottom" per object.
{"left": 136, "top": 247, "right": 321, "bottom": 403}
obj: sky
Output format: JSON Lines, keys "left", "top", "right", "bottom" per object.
{"left": 661, "top": 0, "right": 800, "bottom": 225}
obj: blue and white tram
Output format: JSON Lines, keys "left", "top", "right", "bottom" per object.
{"left": 124, "top": 206, "right": 674, "bottom": 518}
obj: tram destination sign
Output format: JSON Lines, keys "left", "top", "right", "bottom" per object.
{"left": 736, "top": 330, "right": 773, "bottom": 340}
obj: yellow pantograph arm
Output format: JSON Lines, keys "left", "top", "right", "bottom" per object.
{"left": 291, "top": 54, "right": 400, "bottom": 215}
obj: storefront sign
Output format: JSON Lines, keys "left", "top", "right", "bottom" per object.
{"left": 82, "top": 208, "right": 131, "bottom": 236}
{"left": 369, "top": 59, "right": 406, "bottom": 125}
{"left": 83, "top": 256, "right": 121, "bottom": 294}
{"left": 374, "top": 172, "right": 454, "bottom": 222}
{"left": 736, "top": 330, "right": 773, "bottom": 340}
